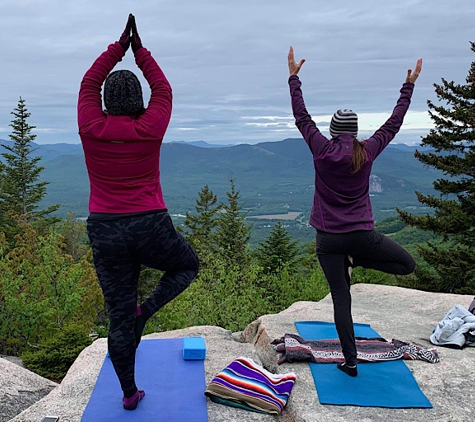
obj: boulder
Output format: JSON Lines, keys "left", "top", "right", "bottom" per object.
{"left": 7, "top": 284, "right": 475, "bottom": 421}
{"left": 0, "top": 357, "right": 56, "bottom": 422}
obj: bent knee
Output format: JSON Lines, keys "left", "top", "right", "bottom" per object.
{"left": 186, "top": 255, "right": 200, "bottom": 280}
{"left": 402, "top": 257, "right": 416, "bottom": 275}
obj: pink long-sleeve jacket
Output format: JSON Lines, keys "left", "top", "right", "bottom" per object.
{"left": 78, "top": 42, "right": 172, "bottom": 213}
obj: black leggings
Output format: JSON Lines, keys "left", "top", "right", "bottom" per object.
{"left": 316, "top": 229, "right": 415, "bottom": 366}
{"left": 87, "top": 211, "right": 199, "bottom": 395}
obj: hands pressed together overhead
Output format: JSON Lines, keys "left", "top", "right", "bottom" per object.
{"left": 118, "top": 13, "right": 143, "bottom": 53}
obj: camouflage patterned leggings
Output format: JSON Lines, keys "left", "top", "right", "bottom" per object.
{"left": 87, "top": 211, "right": 199, "bottom": 395}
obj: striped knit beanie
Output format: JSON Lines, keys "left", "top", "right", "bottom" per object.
{"left": 329, "top": 109, "right": 358, "bottom": 138}
{"left": 104, "top": 70, "right": 144, "bottom": 116}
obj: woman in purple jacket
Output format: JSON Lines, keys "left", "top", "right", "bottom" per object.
{"left": 287, "top": 47, "right": 422, "bottom": 377}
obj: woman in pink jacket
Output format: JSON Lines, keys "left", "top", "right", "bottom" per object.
{"left": 78, "top": 15, "right": 198, "bottom": 410}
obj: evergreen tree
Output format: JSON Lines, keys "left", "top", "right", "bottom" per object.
{"left": 0, "top": 98, "right": 59, "bottom": 242}
{"left": 215, "top": 179, "right": 252, "bottom": 268}
{"left": 181, "top": 185, "right": 221, "bottom": 259}
{"left": 256, "top": 221, "right": 300, "bottom": 274}
{"left": 0, "top": 221, "right": 102, "bottom": 355}
{"left": 59, "top": 212, "right": 90, "bottom": 262}
{"left": 398, "top": 42, "right": 475, "bottom": 293}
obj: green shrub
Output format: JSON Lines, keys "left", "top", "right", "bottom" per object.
{"left": 145, "top": 258, "right": 329, "bottom": 334}
{"left": 352, "top": 268, "right": 398, "bottom": 286}
{"left": 21, "top": 325, "right": 92, "bottom": 381}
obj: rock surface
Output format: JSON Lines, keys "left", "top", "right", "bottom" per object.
{"left": 0, "top": 358, "right": 56, "bottom": 422}
{"left": 5, "top": 284, "right": 475, "bottom": 422}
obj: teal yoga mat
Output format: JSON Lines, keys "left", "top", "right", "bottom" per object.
{"left": 81, "top": 338, "right": 208, "bottom": 421}
{"left": 295, "top": 321, "right": 432, "bottom": 408}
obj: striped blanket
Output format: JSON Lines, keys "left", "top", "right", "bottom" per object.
{"left": 205, "top": 357, "right": 296, "bottom": 414}
{"left": 272, "top": 334, "right": 440, "bottom": 365}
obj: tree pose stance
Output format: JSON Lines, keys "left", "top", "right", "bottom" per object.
{"left": 288, "top": 46, "right": 421, "bottom": 377}
{"left": 78, "top": 15, "right": 199, "bottom": 409}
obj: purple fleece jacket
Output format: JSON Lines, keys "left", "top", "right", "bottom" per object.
{"left": 289, "top": 75, "right": 414, "bottom": 233}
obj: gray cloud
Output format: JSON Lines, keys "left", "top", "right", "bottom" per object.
{"left": 0, "top": 0, "right": 474, "bottom": 145}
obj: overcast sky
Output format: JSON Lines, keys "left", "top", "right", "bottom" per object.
{"left": 0, "top": 0, "right": 473, "bottom": 145}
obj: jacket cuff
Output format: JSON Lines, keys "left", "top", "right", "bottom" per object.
{"left": 110, "top": 41, "right": 127, "bottom": 61}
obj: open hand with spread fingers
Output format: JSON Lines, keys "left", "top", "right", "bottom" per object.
{"left": 288, "top": 46, "right": 305, "bottom": 76}
{"left": 406, "top": 58, "right": 423, "bottom": 84}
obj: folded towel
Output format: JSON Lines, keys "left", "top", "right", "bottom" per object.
{"left": 272, "top": 333, "right": 439, "bottom": 365}
{"left": 205, "top": 357, "right": 296, "bottom": 414}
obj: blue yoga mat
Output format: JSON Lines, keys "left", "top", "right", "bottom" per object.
{"left": 295, "top": 321, "right": 432, "bottom": 408}
{"left": 81, "top": 338, "right": 208, "bottom": 421}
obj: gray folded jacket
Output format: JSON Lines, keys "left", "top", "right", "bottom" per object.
{"left": 430, "top": 304, "right": 475, "bottom": 349}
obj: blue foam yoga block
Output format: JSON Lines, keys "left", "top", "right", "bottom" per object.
{"left": 183, "top": 337, "right": 206, "bottom": 360}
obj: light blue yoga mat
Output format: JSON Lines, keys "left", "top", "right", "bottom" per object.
{"left": 295, "top": 321, "right": 432, "bottom": 408}
{"left": 81, "top": 338, "right": 208, "bottom": 421}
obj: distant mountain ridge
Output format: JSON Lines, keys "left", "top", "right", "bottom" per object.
{"left": 0, "top": 138, "right": 426, "bottom": 159}
{"left": 169, "top": 140, "right": 234, "bottom": 148}
{"left": 0, "top": 138, "right": 438, "bottom": 230}
{"left": 0, "top": 139, "right": 232, "bottom": 159}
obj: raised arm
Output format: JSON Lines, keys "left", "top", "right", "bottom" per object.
{"left": 132, "top": 16, "right": 172, "bottom": 138}
{"left": 365, "top": 59, "right": 422, "bottom": 160}
{"left": 77, "top": 15, "right": 133, "bottom": 128}
{"left": 288, "top": 47, "right": 328, "bottom": 156}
